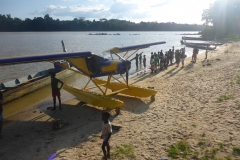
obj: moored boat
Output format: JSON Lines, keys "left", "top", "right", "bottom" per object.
{"left": 180, "top": 40, "right": 216, "bottom": 50}
{"left": 182, "top": 36, "right": 214, "bottom": 41}
{"left": 0, "top": 61, "right": 74, "bottom": 104}
{"left": 88, "top": 33, "right": 107, "bottom": 35}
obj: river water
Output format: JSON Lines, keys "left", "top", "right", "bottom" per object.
{"left": 0, "top": 31, "right": 201, "bottom": 117}
{"left": 0, "top": 31, "right": 200, "bottom": 83}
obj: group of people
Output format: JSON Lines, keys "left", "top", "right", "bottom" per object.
{"left": 135, "top": 46, "right": 187, "bottom": 74}
{"left": 135, "top": 53, "right": 146, "bottom": 71}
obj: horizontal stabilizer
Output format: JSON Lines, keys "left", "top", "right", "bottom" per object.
{"left": 0, "top": 51, "right": 92, "bottom": 66}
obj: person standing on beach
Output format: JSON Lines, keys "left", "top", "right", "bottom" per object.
{"left": 160, "top": 50, "right": 163, "bottom": 58}
{"left": 139, "top": 54, "right": 142, "bottom": 69}
{"left": 135, "top": 53, "right": 139, "bottom": 71}
{"left": 159, "top": 56, "right": 164, "bottom": 70}
{"left": 100, "top": 112, "right": 112, "bottom": 160}
{"left": 150, "top": 52, "right": 153, "bottom": 65}
{"left": 0, "top": 91, "right": 3, "bottom": 139}
{"left": 154, "top": 54, "right": 159, "bottom": 71}
{"left": 165, "top": 51, "right": 169, "bottom": 66}
{"left": 175, "top": 50, "right": 180, "bottom": 67}
{"left": 51, "top": 73, "right": 64, "bottom": 111}
{"left": 192, "top": 45, "right": 199, "bottom": 63}
{"left": 150, "top": 54, "right": 155, "bottom": 73}
{"left": 205, "top": 45, "right": 208, "bottom": 59}
{"left": 180, "top": 47, "right": 186, "bottom": 68}
{"left": 172, "top": 46, "right": 175, "bottom": 62}
{"left": 163, "top": 53, "right": 168, "bottom": 69}
{"left": 169, "top": 49, "right": 173, "bottom": 65}
{"left": 143, "top": 55, "right": 146, "bottom": 72}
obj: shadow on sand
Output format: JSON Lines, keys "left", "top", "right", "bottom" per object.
{"left": 0, "top": 100, "right": 119, "bottom": 160}
{"left": 114, "top": 95, "right": 154, "bottom": 114}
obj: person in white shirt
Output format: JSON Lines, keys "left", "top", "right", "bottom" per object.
{"left": 100, "top": 112, "right": 112, "bottom": 160}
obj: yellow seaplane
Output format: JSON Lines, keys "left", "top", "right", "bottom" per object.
{"left": 0, "top": 41, "right": 166, "bottom": 112}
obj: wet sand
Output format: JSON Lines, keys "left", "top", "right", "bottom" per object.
{"left": 1, "top": 41, "right": 240, "bottom": 160}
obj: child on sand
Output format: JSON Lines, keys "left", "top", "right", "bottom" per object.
{"left": 100, "top": 112, "right": 112, "bottom": 160}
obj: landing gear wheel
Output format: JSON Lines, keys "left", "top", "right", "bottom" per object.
{"left": 151, "top": 95, "right": 155, "bottom": 101}
{"left": 115, "top": 108, "right": 120, "bottom": 115}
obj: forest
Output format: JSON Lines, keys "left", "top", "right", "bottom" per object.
{"left": 0, "top": 14, "right": 203, "bottom": 32}
{"left": 201, "top": 0, "right": 240, "bottom": 38}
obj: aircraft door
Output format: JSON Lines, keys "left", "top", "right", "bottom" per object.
{"left": 85, "top": 56, "right": 99, "bottom": 74}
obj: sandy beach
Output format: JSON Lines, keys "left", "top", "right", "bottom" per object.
{"left": 1, "top": 41, "right": 240, "bottom": 160}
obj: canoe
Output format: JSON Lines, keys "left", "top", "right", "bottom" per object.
{"left": 185, "top": 43, "right": 216, "bottom": 50}
{"left": 182, "top": 36, "right": 214, "bottom": 41}
{"left": 88, "top": 33, "right": 107, "bottom": 35}
{"left": 180, "top": 40, "right": 216, "bottom": 50}
{"left": 0, "top": 61, "right": 74, "bottom": 104}
{"left": 180, "top": 40, "right": 223, "bottom": 46}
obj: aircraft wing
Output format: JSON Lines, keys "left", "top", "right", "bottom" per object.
{"left": 0, "top": 51, "right": 92, "bottom": 66}
{"left": 109, "top": 41, "right": 166, "bottom": 53}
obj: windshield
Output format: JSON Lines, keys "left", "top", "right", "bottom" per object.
{"left": 101, "top": 51, "right": 112, "bottom": 60}
{"left": 101, "top": 51, "right": 123, "bottom": 60}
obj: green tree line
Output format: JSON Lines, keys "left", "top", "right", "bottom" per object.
{"left": 0, "top": 14, "right": 203, "bottom": 32}
{"left": 201, "top": 0, "right": 240, "bottom": 38}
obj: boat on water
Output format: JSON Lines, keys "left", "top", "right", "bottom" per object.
{"left": 88, "top": 33, "right": 120, "bottom": 35}
{"left": 0, "top": 61, "right": 74, "bottom": 104}
{"left": 88, "top": 33, "right": 107, "bottom": 35}
{"left": 182, "top": 36, "right": 224, "bottom": 46}
{"left": 180, "top": 40, "right": 217, "bottom": 50}
{"left": 182, "top": 36, "right": 214, "bottom": 41}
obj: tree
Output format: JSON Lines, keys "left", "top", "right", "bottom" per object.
{"left": 201, "top": 0, "right": 240, "bottom": 38}
{"left": 0, "top": 14, "right": 204, "bottom": 32}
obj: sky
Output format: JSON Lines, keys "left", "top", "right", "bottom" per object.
{"left": 0, "top": 0, "right": 216, "bottom": 24}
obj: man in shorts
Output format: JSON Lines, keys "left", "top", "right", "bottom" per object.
{"left": 51, "top": 73, "right": 64, "bottom": 111}
{"left": 0, "top": 91, "right": 3, "bottom": 139}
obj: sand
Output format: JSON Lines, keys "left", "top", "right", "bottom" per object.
{"left": 1, "top": 41, "right": 240, "bottom": 160}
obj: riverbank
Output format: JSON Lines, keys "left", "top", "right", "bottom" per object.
{"left": 1, "top": 41, "right": 240, "bottom": 160}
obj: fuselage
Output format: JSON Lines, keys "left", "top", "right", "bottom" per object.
{"left": 66, "top": 54, "right": 131, "bottom": 78}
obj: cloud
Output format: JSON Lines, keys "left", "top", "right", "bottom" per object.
{"left": 151, "top": 0, "right": 171, "bottom": 7}
{"left": 39, "top": 0, "right": 172, "bottom": 22}
{"left": 61, "top": 0, "right": 77, "bottom": 1}
{"left": 41, "top": 4, "right": 110, "bottom": 19}
{"left": 110, "top": 1, "right": 137, "bottom": 13}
